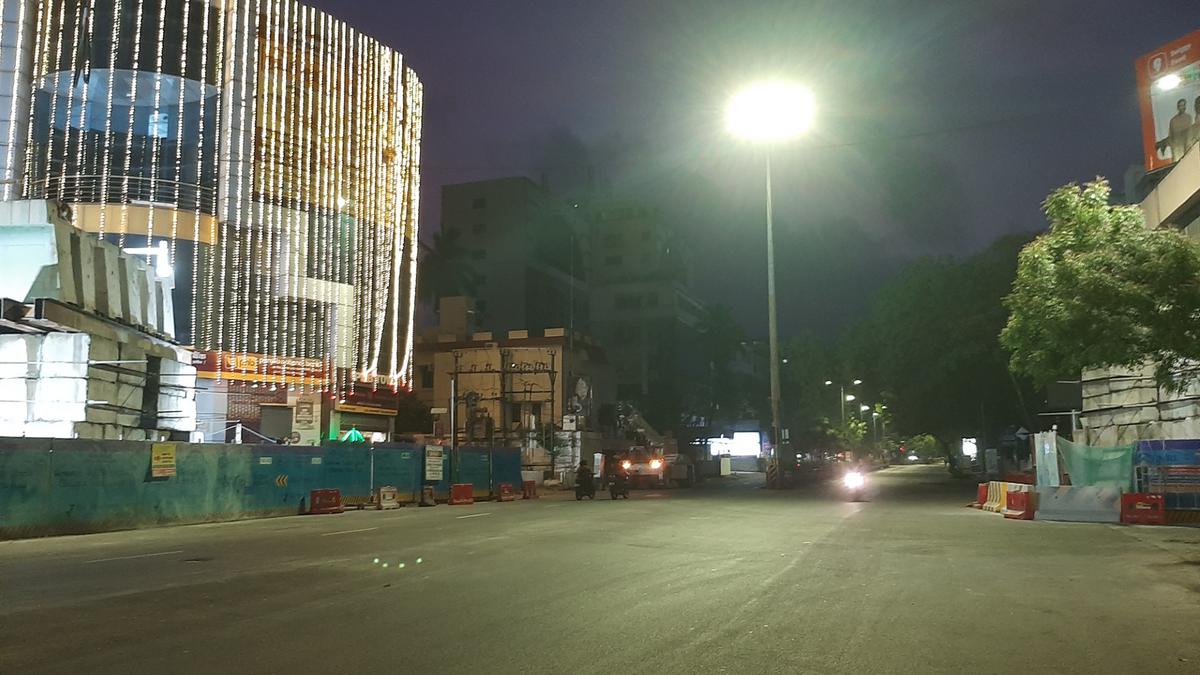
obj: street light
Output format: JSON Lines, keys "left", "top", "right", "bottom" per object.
{"left": 727, "top": 80, "right": 816, "bottom": 479}
{"left": 826, "top": 379, "right": 863, "bottom": 427}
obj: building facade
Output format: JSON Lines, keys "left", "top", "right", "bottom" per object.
{"left": 411, "top": 296, "right": 617, "bottom": 468}
{"left": 0, "top": 0, "right": 423, "bottom": 441}
{"left": 439, "top": 176, "right": 587, "bottom": 338}
{"left": 586, "top": 200, "right": 705, "bottom": 435}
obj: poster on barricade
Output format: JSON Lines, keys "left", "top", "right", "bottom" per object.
{"left": 424, "top": 446, "right": 444, "bottom": 482}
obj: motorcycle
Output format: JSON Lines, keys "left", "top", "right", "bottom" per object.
{"left": 609, "top": 463, "right": 631, "bottom": 500}
{"left": 575, "top": 475, "right": 596, "bottom": 500}
{"left": 842, "top": 470, "right": 866, "bottom": 502}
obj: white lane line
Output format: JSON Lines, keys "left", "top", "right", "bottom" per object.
{"left": 456, "top": 513, "right": 492, "bottom": 519}
{"left": 320, "top": 527, "right": 379, "bottom": 537}
{"left": 84, "top": 550, "right": 183, "bottom": 564}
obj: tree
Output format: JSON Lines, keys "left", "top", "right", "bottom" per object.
{"left": 1002, "top": 179, "right": 1200, "bottom": 391}
{"left": 903, "top": 433, "right": 942, "bottom": 460}
{"left": 843, "top": 234, "right": 1038, "bottom": 448}
{"left": 418, "top": 228, "right": 481, "bottom": 306}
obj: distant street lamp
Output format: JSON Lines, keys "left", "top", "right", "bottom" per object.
{"left": 727, "top": 81, "right": 816, "bottom": 480}
{"left": 826, "top": 379, "right": 863, "bottom": 427}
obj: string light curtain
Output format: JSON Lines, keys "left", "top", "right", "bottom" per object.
{"left": 16, "top": 0, "right": 423, "bottom": 394}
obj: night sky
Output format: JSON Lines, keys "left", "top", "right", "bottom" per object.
{"left": 310, "top": 0, "right": 1198, "bottom": 338}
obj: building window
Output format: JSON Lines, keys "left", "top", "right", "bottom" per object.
{"left": 605, "top": 254, "right": 622, "bottom": 266}
{"left": 615, "top": 293, "right": 642, "bottom": 309}
{"left": 531, "top": 403, "right": 543, "bottom": 424}
{"left": 471, "top": 249, "right": 486, "bottom": 260}
{"left": 472, "top": 197, "right": 487, "bottom": 209}
{"left": 641, "top": 229, "right": 651, "bottom": 241}
{"left": 604, "top": 232, "right": 621, "bottom": 247}
{"left": 473, "top": 222, "right": 487, "bottom": 234}
{"left": 510, "top": 403, "right": 523, "bottom": 427}
{"left": 419, "top": 365, "right": 433, "bottom": 389}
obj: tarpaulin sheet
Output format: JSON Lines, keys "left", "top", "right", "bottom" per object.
{"left": 1034, "top": 432, "right": 1059, "bottom": 487}
{"left": 1056, "top": 437, "right": 1133, "bottom": 491}
{"left": 1134, "top": 439, "right": 1200, "bottom": 466}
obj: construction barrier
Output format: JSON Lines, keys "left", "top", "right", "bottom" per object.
{"left": 497, "top": 483, "right": 516, "bottom": 502}
{"left": 1134, "top": 440, "right": 1200, "bottom": 511}
{"left": 1034, "top": 485, "right": 1121, "bottom": 523}
{"left": 376, "top": 486, "right": 400, "bottom": 510}
{"left": 1166, "top": 510, "right": 1200, "bottom": 525}
{"left": 982, "top": 481, "right": 1008, "bottom": 513}
{"left": 419, "top": 485, "right": 436, "bottom": 507}
{"left": 1002, "top": 484, "right": 1035, "bottom": 520}
{"left": 1120, "top": 493, "right": 1166, "bottom": 525}
{"left": 308, "top": 489, "right": 343, "bottom": 515}
{"left": 975, "top": 483, "right": 988, "bottom": 508}
{"left": 522, "top": 480, "right": 538, "bottom": 500}
{"left": 450, "top": 483, "right": 474, "bottom": 505}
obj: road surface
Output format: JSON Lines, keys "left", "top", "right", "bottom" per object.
{"left": 2, "top": 465, "right": 1198, "bottom": 673}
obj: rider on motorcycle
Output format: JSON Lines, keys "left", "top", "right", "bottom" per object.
{"left": 576, "top": 462, "right": 594, "bottom": 490}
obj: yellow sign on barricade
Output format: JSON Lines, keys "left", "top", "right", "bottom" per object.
{"left": 151, "top": 443, "right": 176, "bottom": 478}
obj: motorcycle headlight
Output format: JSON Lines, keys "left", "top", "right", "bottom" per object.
{"left": 621, "top": 460, "right": 632, "bottom": 470}
{"left": 843, "top": 472, "right": 865, "bottom": 489}
{"left": 650, "top": 459, "right": 663, "bottom": 470}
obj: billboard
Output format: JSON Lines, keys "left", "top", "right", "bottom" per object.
{"left": 1137, "top": 30, "right": 1200, "bottom": 172}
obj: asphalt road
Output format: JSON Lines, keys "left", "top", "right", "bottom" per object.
{"left": 2, "top": 465, "right": 1198, "bottom": 674}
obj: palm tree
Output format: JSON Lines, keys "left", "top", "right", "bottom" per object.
{"left": 418, "top": 228, "right": 481, "bottom": 306}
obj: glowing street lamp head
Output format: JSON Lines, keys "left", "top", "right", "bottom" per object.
{"left": 726, "top": 81, "right": 816, "bottom": 142}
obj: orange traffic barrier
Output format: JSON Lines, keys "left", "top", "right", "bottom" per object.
{"left": 308, "top": 489, "right": 344, "bottom": 514}
{"left": 1121, "top": 493, "right": 1166, "bottom": 525}
{"left": 450, "top": 483, "right": 474, "bottom": 505}
{"left": 497, "top": 482, "right": 516, "bottom": 502}
{"left": 1003, "top": 484, "right": 1035, "bottom": 520}
{"left": 975, "top": 483, "right": 988, "bottom": 508}
{"left": 522, "top": 480, "right": 538, "bottom": 500}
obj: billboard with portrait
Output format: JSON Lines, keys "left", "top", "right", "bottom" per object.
{"left": 1137, "top": 30, "right": 1200, "bottom": 172}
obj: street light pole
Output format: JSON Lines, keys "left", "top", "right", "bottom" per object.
{"left": 726, "top": 80, "right": 815, "bottom": 488}
{"left": 764, "top": 151, "right": 783, "bottom": 463}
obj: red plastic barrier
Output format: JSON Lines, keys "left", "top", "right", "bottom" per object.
{"left": 522, "top": 480, "right": 538, "bottom": 500}
{"left": 975, "top": 483, "right": 988, "bottom": 508}
{"left": 450, "top": 483, "right": 474, "bottom": 505}
{"left": 497, "top": 482, "right": 516, "bottom": 502}
{"left": 309, "top": 489, "right": 344, "bottom": 515}
{"left": 1003, "top": 487, "right": 1035, "bottom": 520}
{"left": 1121, "top": 493, "right": 1166, "bottom": 525}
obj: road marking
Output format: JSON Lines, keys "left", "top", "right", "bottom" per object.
{"left": 456, "top": 512, "right": 492, "bottom": 519}
{"left": 320, "top": 527, "right": 379, "bottom": 537}
{"left": 84, "top": 550, "right": 183, "bottom": 564}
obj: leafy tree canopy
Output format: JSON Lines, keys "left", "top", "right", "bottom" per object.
{"left": 1001, "top": 179, "right": 1200, "bottom": 390}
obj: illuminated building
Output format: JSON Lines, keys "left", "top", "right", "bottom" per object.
{"left": 0, "top": 0, "right": 422, "bottom": 441}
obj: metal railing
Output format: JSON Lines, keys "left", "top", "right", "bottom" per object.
{"left": 22, "top": 174, "right": 217, "bottom": 214}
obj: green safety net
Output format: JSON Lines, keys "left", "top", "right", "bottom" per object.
{"left": 1055, "top": 437, "right": 1134, "bottom": 490}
